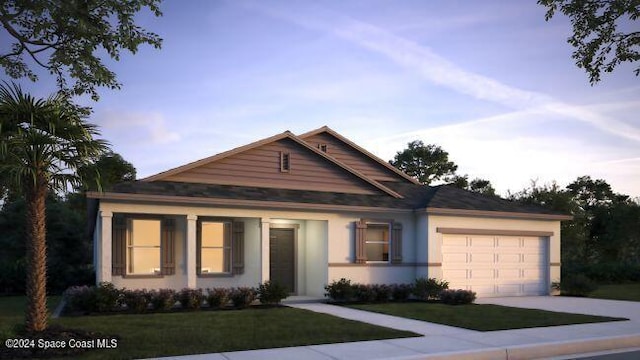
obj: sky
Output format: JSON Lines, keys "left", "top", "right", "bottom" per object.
{"left": 5, "top": 0, "right": 640, "bottom": 197}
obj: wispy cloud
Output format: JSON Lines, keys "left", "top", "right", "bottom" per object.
{"left": 246, "top": 2, "right": 640, "bottom": 143}
{"left": 97, "top": 110, "right": 181, "bottom": 145}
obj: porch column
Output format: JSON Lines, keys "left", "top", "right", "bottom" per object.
{"left": 260, "top": 219, "right": 270, "bottom": 283}
{"left": 186, "top": 214, "right": 197, "bottom": 288}
{"left": 97, "top": 211, "right": 112, "bottom": 284}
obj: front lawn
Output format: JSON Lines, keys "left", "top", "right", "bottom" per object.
{"left": 590, "top": 283, "right": 640, "bottom": 302}
{"left": 346, "top": 302, "right": 626, "bottom": 331}
{"left": 1, "top": 297, "right": 418, "bottom": 359}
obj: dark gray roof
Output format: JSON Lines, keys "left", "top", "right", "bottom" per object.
{"left": 107, "top": 180, "right": 565, "bottom": 215}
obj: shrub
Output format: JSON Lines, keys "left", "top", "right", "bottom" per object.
{"left": 206, "top": 288, "right": 231, "bottom": 309}
{"left": 257, "top": 281, "right": 289, "bottom": 305}
{"left": 413, "top": 277, "right": 449, "bottom": 301}
{"left": 149, "top": 289, "right": 177, "bottom": 311}
{"left": 94, "top": 282, "right": 122, "bottom": 312}
{"left": 230, "top": 287, "right": 257, "bottom": 309}
{"left": 324, "top": 278, "right": 354, "bottom": 302}
{"left": 439, "top": 289, "right": 476, "bottom": 305}
{"left": 353, "top": 284, "right": 377, "bottom": 303}
{"left": 122, "top": 289, "right": 151, "bottom": 313}
{"left": 178, "top": 288, "right": 204, "bottom": 310}
{"left": 371, "top": 284, "right": 392, "bottom": 303}
{"left": 63, "top": 285, "right": 96, "bottom": 313}
{"left": 557, "top": 273, "right": 598, "bottom": 297}
{"left": 390, "top": 283, "right": 413, "bottom": 302}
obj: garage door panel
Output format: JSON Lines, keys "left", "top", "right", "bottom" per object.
{"left": 442, "top": 234, "right": 548, "bottom": 297}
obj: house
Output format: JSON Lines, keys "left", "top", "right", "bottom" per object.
{"left": 87, "top": 126, "right": 571, "bottom": 298}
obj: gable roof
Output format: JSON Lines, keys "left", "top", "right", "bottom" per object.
{"left": 299, "top": 126, "right": 420, "bottom": 185}
{"left": 143, "top": 130, "right": 404, "bottom": 198}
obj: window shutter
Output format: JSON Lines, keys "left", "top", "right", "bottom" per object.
{"left": 161, "top": 218, "right": 176, "bottom": 275}
{"left": 112, "top": 216, "right": 126, "bottom": 276}
{"left": 391, "top": 222, "right": 403, "bottom": 264}
{"left": 355, "top": 219, "right": 367, "bottom": 264}
{"left": 232, "top": 220, "right": 245, "bottom": 275}
{"left": 196, "top": 220, "right": 202, "bottom": 275}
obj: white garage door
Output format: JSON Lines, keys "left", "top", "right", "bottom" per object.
{"left": 442, "top": 234, "right": 548, "bottom": 297}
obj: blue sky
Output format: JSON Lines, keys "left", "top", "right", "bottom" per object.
{"left": 6, "top": 0, "right": 640, "bottom": 197}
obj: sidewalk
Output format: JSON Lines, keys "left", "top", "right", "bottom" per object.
{"left": 153, "top": 297, "right": 640, "bottom": 360}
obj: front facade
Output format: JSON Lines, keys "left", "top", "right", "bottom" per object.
{"left": 88, "top": 126, "right": 570, "bottom": 297}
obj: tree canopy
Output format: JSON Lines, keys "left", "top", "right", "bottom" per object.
{"left": 389, "top": 140, "right": 458, "bottom": 185}
{"left": 538, "top": 0, "right": 640, "bottom": 84}
{"left": 0, "top": 0, "right": 163, "bottom": 100}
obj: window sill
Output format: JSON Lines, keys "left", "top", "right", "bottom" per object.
{"left": 198, "top": 273, "right": 233, "bottom": 278}
{"left": 122, "top": 274, "right": 164, "bottom": 279}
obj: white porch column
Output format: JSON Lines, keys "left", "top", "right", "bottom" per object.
{"left": 260, "top": 219, "right": 271, "bottom": 283}
{"left": 97, "top": 211, "right": 113, "bottom": 284}
{"left": 186, "top": 214, "right": 197, "bottom": 288}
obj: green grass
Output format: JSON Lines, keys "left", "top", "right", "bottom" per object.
{"left": 0, "top": 297, "right": 417, "bottom": 359}
{"left": 590, "top": 283, "right": 640, "bottom": 301}
{"left": 346, "top": 302, "right": 626, "bottom": 331}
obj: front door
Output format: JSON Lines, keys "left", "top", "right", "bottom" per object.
{"left": 269, "top": 228, "right": 295, "bottom": 293}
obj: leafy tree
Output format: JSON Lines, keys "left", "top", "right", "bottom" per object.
{"left": 77, "top": 151, "right": 136, "bottom": 191}
{"left": 390, "top": 140, "right": 458, "bottom": 185}
{"left": 0, "top": 82, "right": 108, "bottom": 332}
{"left": 538, "top": 0, "right": 640, "bottom": 84}
{"left": 448, "top": 174, "right": 497, "bottom": 196}
{"left": 0, "top": 0, "right": 163, "bottom": 100}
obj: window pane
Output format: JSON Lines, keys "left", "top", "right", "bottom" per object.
{"left": 201, "top": 222, "right": 225, "bottom": 247}
{"left": 366, "top": 242, "right": 389, "bottom": 262}
{"left": 201, "top": 248, "right": 230, "bottom": 273}
{"left": 366, "top": 225, "right": 388, "bottom": 242}
{"left": 128, "top": 247, "right": 161, "bottom": 274}
{"left": 131, "top": 219, "right": 161, "bottom": 246}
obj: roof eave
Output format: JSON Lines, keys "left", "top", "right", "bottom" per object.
{"left": 421, "top": 207, "right": 573, "bottom": 221}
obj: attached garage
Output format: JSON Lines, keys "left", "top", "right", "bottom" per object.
{"left": 441, "top": 231, "right": 550, "bottom": 297}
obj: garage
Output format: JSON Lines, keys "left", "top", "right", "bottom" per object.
{"left": 441, "top": 233, "right": 549, "bottom": 297}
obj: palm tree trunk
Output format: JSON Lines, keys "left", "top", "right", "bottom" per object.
{"left": 25, "top": 177, "right": 48, "bottom": 332}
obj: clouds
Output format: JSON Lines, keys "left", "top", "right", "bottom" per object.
{"left": 96, "top": 110, "right": 181, "bottom": 145}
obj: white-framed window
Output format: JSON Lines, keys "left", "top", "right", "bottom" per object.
{"left": 365, "top": 223, "right": 390, "bottom": 262}
{"left": 126, "top": 218, "right": 162, "bottom": 275}
{"left": 198, "top": 220, "right": 232, "bottom": 274}
{"left": 280, "top": 152, "right": 291, "bottom": 172}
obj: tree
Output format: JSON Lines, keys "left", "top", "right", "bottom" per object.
{"left": 390, "top": 140, "right": 458, "bottom": 185}
{"left": 77, "top": 151, "right": 136, "bottom": 191}
{"left": 0, "top": 82, "right": 108, "bottom": 332}
{"left": 0, "top": 0, "right": 163, "bottom": 100}
{"left": 468, "top": 178, "right": 496, "bottom": 196}
{"left": 538, "top": 0, "right": 640, "bottom": 84}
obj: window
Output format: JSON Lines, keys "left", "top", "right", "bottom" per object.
{"left": 318, "top": 144, "right": 328, "bottom": 152}
{"left": 112, "top": 215, "right": 175, "bottom": 277}
{"left": 280, "top": 152, "right": 290, "bottom": 172}
{"left": 199, "top": 221, "right": 232, "bottom": 273}
{"left": 355, "top": 219, "right": 402, "bottom": 264}
{"left": 365, "top": 224, "right": 390, "bottom": 262}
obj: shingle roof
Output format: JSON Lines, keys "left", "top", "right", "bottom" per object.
{"left": 106, "top": 180, "right": 565, "bottom": 216}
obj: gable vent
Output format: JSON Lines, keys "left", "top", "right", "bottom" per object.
{"left": 280, "top": 152, "right": 291, "bottom": 172}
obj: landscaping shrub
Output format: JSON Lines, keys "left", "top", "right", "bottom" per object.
{"left": 94, "top": 282, "right": 122, "bottom": 312}
{"left": 353, "top": 284, "right": 377, "bottom": 303}
{"left": 206, "top": 288, "right": 231, "bottom": 309}
{"left": 122, "top": 289, "right": 151, "bottom": 313}
{"left": 257, "top": 281, "right": 289, "bottom": 305}
{"left": 230, "top": 287, "right": 257, "bottom": 309}
{"left": 557, "top": 273, "right": 598, "bottom": 297}
{"left": 413, "top": 277, "right": 449, "bottom": 301}
{"left": 63, "top": 285, "right": 96, "bottom": 313}
{"left": 371, "top": 284, "right": 392, "bottom": 302}
{"left": 178, "top": 288, "right": 204, "bottom": 310}
{"left": 324, "top": 278, "right": 355, "bottom": 302}
{"left": 149, "top": 289, "right": 177, "bottom": 311}
{"left": 439, "top": 289, "right": 476, "bottom": 305}
{"left": 390, "top": 283, "right": 413, "bottom": 301}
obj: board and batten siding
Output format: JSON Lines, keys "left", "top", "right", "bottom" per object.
{"left": 162, "top": 138, "right": 380, "bottom": 194}
{"left": 303, "top": 133, "right": 404, "bottom": 182}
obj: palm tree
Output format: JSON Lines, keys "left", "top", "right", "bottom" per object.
{"left": 0, "top": 82, "right": 108, "bottom": 332}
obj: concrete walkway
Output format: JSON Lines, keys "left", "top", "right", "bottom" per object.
{"left": 152, "top": 297, "right": 640, "bottom": 360}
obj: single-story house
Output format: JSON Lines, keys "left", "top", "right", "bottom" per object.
{"left": 87, "top": 126, "right": 571, "bottom": 297}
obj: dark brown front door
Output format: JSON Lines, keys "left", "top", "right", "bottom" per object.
{"left": 270, "top": 228, "right": 295, "bottom": 293}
